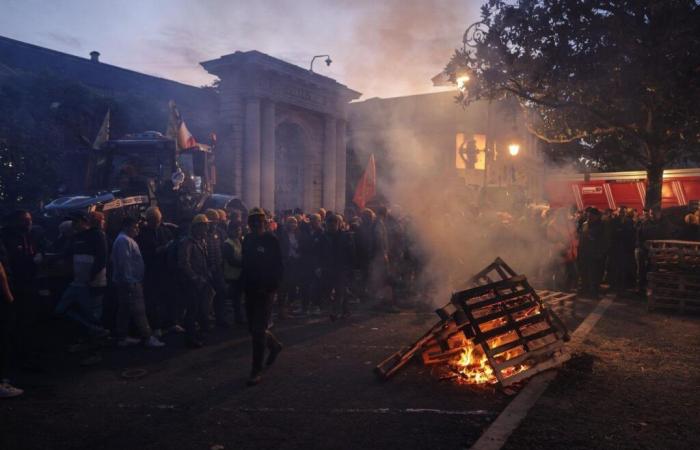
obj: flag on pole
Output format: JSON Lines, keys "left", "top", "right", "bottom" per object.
{"left": 167, "top": 100, "right": 197, "bottom": 150}
{"left": 92, "top": 109, "right": 110, "bottom": 149}
{"left": 353, "top": 154, "right": 376, "bottom": 209}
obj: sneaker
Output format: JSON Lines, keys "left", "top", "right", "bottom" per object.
{"left": 0, "top": 382, "right": 24, "bottom": 398}
{"left": 145, "top": 336, "right": 165, "bottom": 348}
{"left": 117, "top": 337, "right": 141, "bottom": 347}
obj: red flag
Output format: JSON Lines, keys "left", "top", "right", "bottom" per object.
{"left": 177, "top": 121, "right": 197, "bottom": 149}
{"left": 353, "top": 154, "right": 376, "bottom": 209}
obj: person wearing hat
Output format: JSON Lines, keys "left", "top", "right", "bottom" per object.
{"left": 223, "top": 219, "right": 245, "bottom": 325}
{"left": 55, "top": 211, "right": 109, "bottom": 343}
{"left": 204, "top": 208, "right": 230, "bottom": 327}
{"left": 178, "top": 214, "right": 215, "bottom": 347}
{"left": 241, "top": 207, "right": 283, "bottom": 385}
{"left": 136, "top": 207, "right": 174, "bottom": 338}
{"left": 317, "top": 212, "right": 355, "bottom": 320}
{"left": 111, "top": 217, "right": 165, "bottom": 348}
{"left": 277, "top": 216, "right": 303, "bottom": 319}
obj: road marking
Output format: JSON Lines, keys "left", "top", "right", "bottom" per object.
{"left": 116, "top": 403, "right": 496, "bottom": 416}
{"left": 232, "top": 407, "right": 497, "bottom": 416}
{"left": 470, "top": 296, "right": 614, "bottom": 450}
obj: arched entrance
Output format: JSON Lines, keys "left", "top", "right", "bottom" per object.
{"left": 275, "top": 122, "right": 306, "bottom": 212}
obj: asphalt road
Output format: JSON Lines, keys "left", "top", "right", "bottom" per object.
{"left": 1, "top": 297, "right": 598, "bottom": 450}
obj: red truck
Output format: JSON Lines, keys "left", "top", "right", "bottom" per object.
{"left": 545, "top": 168, "right": 700, "bottom": 211}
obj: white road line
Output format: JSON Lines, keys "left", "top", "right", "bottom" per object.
{"left": 232, "top": 407, "right": 496, "bottom": 416}
{"left": 470, "top": 296, "right": 614, "bottom": 450}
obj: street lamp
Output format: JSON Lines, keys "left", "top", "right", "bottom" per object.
{"left": 508, "top": 143, "right": 520, "bottom": 156}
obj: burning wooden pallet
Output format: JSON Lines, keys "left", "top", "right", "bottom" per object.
{"left": 450, "top": 275, "right": 570, "bottom": 387}
{"left": 647, "top": 272, "right": 700, "bottom": 313}
{"left": 374, "top": 259, "right": 571, "bottom": 388}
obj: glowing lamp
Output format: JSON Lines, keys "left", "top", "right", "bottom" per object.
{"left": 508, "top": 143, "right": 520, "bottom": 156}
{"left": 456, "top": 75, "right": 470, "bottom": 90}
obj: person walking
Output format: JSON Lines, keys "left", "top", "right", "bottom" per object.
{"left": 242, "top": 208, "right": 283, "bottom": 386}
{"left": 111, "top": 217, "right": 164, "bottom": 348}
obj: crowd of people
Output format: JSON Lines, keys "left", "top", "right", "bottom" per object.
{"left": 538, "top": 204, "right": 700, "bottom": 298}
{"left": 1, "top": 200, "right": 698, "bottom": 397}
{"left": 0, "top": 203, "right": 417, "bottom": 396}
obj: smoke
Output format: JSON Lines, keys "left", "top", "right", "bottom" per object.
{"left": 352, "top": 103, "right": 579, "bottom": 305}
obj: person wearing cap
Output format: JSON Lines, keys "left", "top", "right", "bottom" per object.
{"left": 241, "top": 207, "right": 283, "bottom": 386}
{"left": 223, "top": 219, "right": 245, "bottom": 325}
{"left": 178, "top": 214, "right": 215, "bottom": 347}
{"left": 55, "top": 211, "right": 109, "bottom": 344}
{"left": 111, "top": 217, "right": 165, "bottom": 348}
{"left": 137, "top": 207, "right": 174, "bottom": 337}
{"left": 204, "top": 208, "right": 230, "bottom": 328}
{"left": 317, "top": 212, "right": 355, "bottom": 320}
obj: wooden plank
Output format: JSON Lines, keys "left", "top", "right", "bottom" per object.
{"left": 491, "top": 341, "right": 564, "bottom": 371}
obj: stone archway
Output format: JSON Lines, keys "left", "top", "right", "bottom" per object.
{"left": 274, "top": 122, "right": 307, "bottom": 212}
{"left": 200, "top": 50, "right": 361, "bottom": 212}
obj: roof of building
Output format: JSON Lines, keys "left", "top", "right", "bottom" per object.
{"left": 0, "top": 34, "right": 204, "bottom": 95}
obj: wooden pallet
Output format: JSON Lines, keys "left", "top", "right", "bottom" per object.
{"left": 451, "top": 275, "right": 570, "bottom": 387}
{"left": 647, "top": 271, "right": 700, "bottom": 313}
{"left": 374, "top": 259, "right": 572, "bottom": 385}
{"left": 647, "top": 240, "right": 700, "bottom": 272}
{"left": 375, "top": 258, "right": 518, "bottom": 380}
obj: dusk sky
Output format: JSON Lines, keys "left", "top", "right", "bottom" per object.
{"left": 1, "top": 0, "right": 481, "bottom": 99}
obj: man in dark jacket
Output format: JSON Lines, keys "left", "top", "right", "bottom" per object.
{"left": 55, "top": 211, "right": 108, "bottom": 338}
{"left": 578, "top": 208, "right": 607, "bottom": 298}
{"left": 205, "top": 209, "right": 230, "bottom": 327}
{"left": 1, "top": 210, "right": 43, "bottom": 366}
{"left": 178, "top": 214, "right": 214, "bottom": 347}
{"left": 137, "top": 207, "right": 173, "bottom": 336}
{"left": 318, "top": 213, "right": 355, "bottom": 320}
{"left": 242, "top": 207, "right": 283, "bottom": 386}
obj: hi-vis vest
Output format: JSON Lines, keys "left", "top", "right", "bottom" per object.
{"left": 223, "top": 238, "right": 242, "bottom": 281}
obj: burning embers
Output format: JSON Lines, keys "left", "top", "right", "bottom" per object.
{"left": 375, "top": 258, "right": 571, "bottom": 389}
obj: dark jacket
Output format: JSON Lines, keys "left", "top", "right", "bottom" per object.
{"left": 178, "top": 236, "right": 210, "bottom": 288}
{"left": 206, "top": 225, "right": 224, "bottom": 273}
{"left": 242, "top": 232, "right": 283, "bottom": 292}
{"left": 69, "top": 227, "right": 108, "bottom": 287}
{"left": 319, "top": 230, "right": 355, "bottom": 275}
{"left": 136, "top": 225, "right": 173, "bottom": 280}
{"left": 1, "top": 226, "right": 39, "bottom": 286}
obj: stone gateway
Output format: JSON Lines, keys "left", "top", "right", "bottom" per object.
{"left": 201, "top": 51, "right": 361, "bottom": 213}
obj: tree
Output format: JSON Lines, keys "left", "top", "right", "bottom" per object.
{"left": 446, "top": 0, "right": 700, "bottom": 208}
{"left": 0, "top": 72, "right": 167, "bottom": 210}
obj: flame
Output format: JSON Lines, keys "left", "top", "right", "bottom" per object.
{"left": 449, "top": 312, "right": 536, "bottom": 385}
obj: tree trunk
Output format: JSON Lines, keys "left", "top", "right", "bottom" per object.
{"left": 645, "top": 163, "right": 664, "bottom": 210}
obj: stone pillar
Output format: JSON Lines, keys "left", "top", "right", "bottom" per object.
{"left": 243, "top": 98, "right": 261, "bottom": 208}
{"left": 335, "top": 119, "right": 347, "bottom": 213}
{"left": 260, "top": 101, "right": 276, "bottom": 212}
{"left": 322, "top": 115, "right": 337, "bottom": 210}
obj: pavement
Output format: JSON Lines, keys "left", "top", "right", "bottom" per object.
{"left": 1, "top": 293, "right": 697, "bottom": 450}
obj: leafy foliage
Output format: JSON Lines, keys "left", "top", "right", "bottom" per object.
{"left": 0, "top": 72, "right": 167, "bottom": 210}
{"left": 447, "top": 0, "right": 700, "bottom": 207}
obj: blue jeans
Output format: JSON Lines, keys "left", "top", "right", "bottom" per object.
{"left": 55, "top": 285, "right": 105, "bottom": 336}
